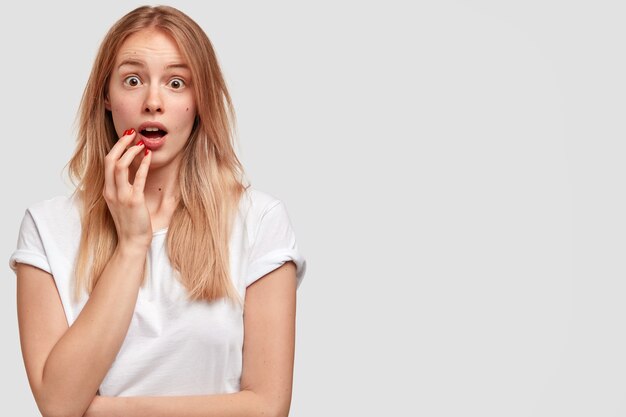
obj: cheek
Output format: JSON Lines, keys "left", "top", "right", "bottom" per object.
{"left": 174, "top": 108, "right": 197, "bottom": 137}
{"left": 110, "top": 100, "right": 132, "bottom": 116}
{"left": 110, "top": 101, "right": 135, "bottom": 127}
{"left": 108, "top": 100, "right": 136, "bottom": 135}
{"left": 108, "top": 86, "right": 137, "bottom": 114}
{"left": 176, "top": 102, "right": 197, "bottom": 124}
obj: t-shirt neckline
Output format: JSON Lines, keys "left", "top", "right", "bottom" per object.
{"left": 153, "top": 227, "right": 169, "bottom": 236}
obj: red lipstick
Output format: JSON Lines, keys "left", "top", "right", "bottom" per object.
{"left": 137, "top": 122, "right": 168, "bottom": 150}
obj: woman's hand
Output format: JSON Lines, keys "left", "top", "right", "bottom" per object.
{"left": 103, "top": 128, "right": 153, "bottom": 251}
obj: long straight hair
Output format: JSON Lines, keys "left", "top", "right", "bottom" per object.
{"left": 65, "top": 5, "right": 248, "bottom": 307}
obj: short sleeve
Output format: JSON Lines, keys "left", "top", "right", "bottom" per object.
{"left": 9, "top": 209, "right": 51, "bottom": 275}
{"left": 244, "top": 201, "right": 307, "bottom": 289}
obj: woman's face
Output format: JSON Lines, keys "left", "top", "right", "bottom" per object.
{"left": 105, "top": 28, "right": 197, "bottom": 169}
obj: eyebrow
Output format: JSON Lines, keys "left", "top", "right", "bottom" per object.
{"left": 117, "top": 59, "right": 190, "bottom": 71}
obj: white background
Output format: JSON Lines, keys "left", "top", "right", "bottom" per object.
{"left": 1, "top": 0, "right": 623, "bottom": 415}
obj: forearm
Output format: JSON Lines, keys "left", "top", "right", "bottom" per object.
{"left": 86, "top": 390, "right": 281, "bottom": 417}
{"left": 41, "top": 245, "right": 148, "bottom": 417}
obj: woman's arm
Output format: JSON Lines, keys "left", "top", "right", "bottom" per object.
{"left": 84, "top": 261, "right": 298, "bottom": 417}
{"left": 17, "top": 244, "right": 148, "bottom": 417}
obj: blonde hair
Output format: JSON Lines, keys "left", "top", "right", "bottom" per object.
{"left": 64, "top": 5, "right": 248, "bottom": 307}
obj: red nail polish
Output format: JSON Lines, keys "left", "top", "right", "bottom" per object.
{"left": 124, "top": 128, "right": 135, "bottom": 136}
{"left": 145, "top": 148, "right": 150, "bottom": 156}
{"left": 137, "top": 140, "right": 145, "bottom": 147}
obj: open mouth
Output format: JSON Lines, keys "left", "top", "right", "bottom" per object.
{"left": 140, "top": 127, "right": 168, "bottom": 139}
{"left": 138, "top": 125, "right": 168, "bottom": 150}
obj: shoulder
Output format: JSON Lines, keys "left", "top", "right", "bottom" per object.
{"left": 237, "top": 187, "right": 294, "bottom": 247}
{"left": 24, "top": 193, "right": 81, "bottom": 234}
{"left": 25, "top": 193, "right": 79, "bottom": 220}
{"left": 239, "top": 186, "right": 284, "bottom": 219}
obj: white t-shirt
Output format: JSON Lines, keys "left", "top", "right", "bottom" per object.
{"left": 8, "top": 187, "right": 306, "bottom": 396}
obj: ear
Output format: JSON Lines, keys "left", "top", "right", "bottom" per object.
{"left": 104, "top": 94, "right": 111, "bottom": 111}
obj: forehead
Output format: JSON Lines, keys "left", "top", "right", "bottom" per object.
{"left": 115, "top": 28, "right": 186, "bottom": 64}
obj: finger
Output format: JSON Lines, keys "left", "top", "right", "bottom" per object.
{"left": 118, "top": 141, "right": 146, "bottom": 167}
{"left": 132, "top": 149, "right": 151, "bottom": 195}
{"left": 104, "top": 129, "right": 137, "bottom": 196}
{"left": 110, "top": 128, "right": 138, "bottom": 158}
{"left": 114, "top": 143, "right": 146, "bottom": 192}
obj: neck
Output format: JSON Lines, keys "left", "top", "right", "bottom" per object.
{"left": 130, "top": 156, "right": 181, "bottom": 220}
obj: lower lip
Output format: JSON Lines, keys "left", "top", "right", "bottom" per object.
{"left": 139, "top": 133, "right": 167, "bottom": 150}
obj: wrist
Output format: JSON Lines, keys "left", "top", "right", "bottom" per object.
{"left": 116, "top": 241, "right": 149, "bottom": 258}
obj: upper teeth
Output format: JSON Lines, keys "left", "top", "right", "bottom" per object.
{"left": 144, "top": 127, "right": 160, "bottom": 132}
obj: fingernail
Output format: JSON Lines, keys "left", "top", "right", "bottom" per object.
{"left": 124, "top": 128, "right": 135, "bottom": 136}
{"left": 145, "top": 148, "right": 150, "bottom": 156}
{"left": 137, "top": 140, "right": 145, "bottom": 147}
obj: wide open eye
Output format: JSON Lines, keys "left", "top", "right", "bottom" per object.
{"left": 168, "top": 78, "right": 186, "bottom": 90}
{"left": 123, "top": 76, "right": 142, "bottom": 87}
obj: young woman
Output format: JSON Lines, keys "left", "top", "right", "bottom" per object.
{"left": 9, "top": 5, "right": 306, "bottom": 417}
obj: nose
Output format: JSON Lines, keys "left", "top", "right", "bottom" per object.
{"left": 143, "top": 85, "right": 163, "bottom": 114}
